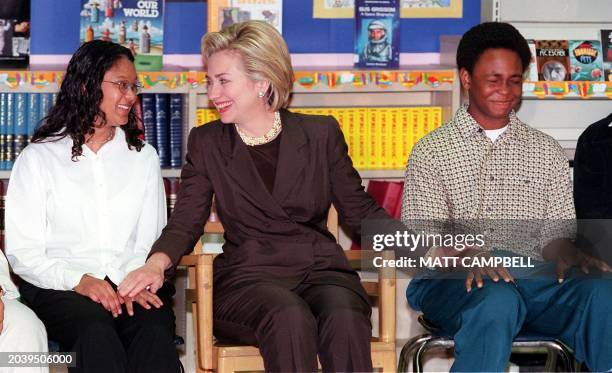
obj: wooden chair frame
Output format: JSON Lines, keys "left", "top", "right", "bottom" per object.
{"left": 179, "top": 207, "right": 397, "bottom": 372}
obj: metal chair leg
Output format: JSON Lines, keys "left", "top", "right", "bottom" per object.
{"left": 398, "top": 335, "right": 434, "bottom": 372}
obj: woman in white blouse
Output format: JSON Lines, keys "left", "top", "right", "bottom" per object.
{"left": 5, "top": 40, "right": 180, "bottom": 373}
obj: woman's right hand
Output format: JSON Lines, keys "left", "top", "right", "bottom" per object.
{"left": 73, "top": 275, "right": 123, "bottom": 317}
{"left": 117, "top": 253, "right": 170, "bottom": 298}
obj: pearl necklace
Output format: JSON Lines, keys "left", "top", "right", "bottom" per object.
{"left": 235, "top": 111, "right": 282, "bottom": 146}
{"left": 86, "top": 127, "right": 116, "bottom": 145}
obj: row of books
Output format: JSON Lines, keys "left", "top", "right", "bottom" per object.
{"left": 140, "top": 94, "right": 184, "bottom": 169}
{"left": 197, "top": 106, "right": 443, "bottom": 170}
{"left": 0, "top": 93, "right": 57, "bottom": 170}
{"left": 527, "top": 31, "right": 612, "bottom": 82}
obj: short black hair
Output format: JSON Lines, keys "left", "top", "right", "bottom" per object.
{"left": 456, "top": 22, "right": 531, "bottom": 74}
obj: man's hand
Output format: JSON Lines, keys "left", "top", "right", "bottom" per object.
{"left": 543, "top": 239, "right": 612, "bottom": 282}
{"left": 73, "top": 275, "right": 123, "bottom": 317}
{"left": 118, "top": 253, "right": 171, "bottom": 298}
{"left": 459, "top": 248, "right": 514, "bottom": 292}
{"left": 119, "top": 289, "right": 163, "bottom": 316}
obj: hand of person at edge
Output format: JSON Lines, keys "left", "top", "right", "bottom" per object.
{"left": 73, "top": 275, "right": 123, "bottom": 317}
{"left": 117, "top": 253, "right": 170, "bottom": 298}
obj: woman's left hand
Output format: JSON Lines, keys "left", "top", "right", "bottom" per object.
{"left": 119, "top": 289, "right": 163, "bottom": 316}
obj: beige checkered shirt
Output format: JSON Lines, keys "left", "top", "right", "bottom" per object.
{"left": 401, "top": 105, "right": 575, "bottom": 259}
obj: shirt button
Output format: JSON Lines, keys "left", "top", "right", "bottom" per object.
{"left": 486, "top": 207, "right": 493, "bottom": 212}
{"left": 489, "top": 176, "right": 495, "bottom": 181}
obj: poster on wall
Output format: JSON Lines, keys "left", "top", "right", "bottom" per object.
{"left": 79, "top": 0, "right": 165, "bottom": 71}
{"left": 313, "top": 0, "right": 461, "bottom": 18}
{"left": 208, "top": 0, "right": 282, "bottom": 34}
{"left": 354, "top": 0, "right": 400, "bottom": 69}
{"left": 601, "top": 30, "right": 612, "bottom": 82}
{"left": 0, "top": 0, "right": 30, "bottom": 68}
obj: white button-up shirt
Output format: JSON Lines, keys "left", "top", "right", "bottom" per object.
{"left": 6, "top": 129, "right": 167, "bottom": 290}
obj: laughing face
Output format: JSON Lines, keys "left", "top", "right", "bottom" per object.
{"left": 460, "top": 48, "right": 524, "bottom": 129}
{"left": 99, "top": 57, "right": 138, "bottom": 127}
{"left": 206, "top": 49, "right": 269, "bottom": 125}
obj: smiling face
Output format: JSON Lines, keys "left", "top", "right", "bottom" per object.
{"left": 206, "top": 49, "right": 269, "bottom": 125}
{"left": 460, "top": 48, "right": 524, "bottom": 129}
{"left": 99, "top": 56, "right": 138, "bottom": 127}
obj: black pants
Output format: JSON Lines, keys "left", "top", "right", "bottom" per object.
{"left": 19, "top": 279, "right": 181, "bottom": 373}
{"left": 213, "top": 278, "right": 373, "bottom": 372}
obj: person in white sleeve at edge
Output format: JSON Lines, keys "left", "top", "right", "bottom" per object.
{"left": 0, "top": 251, "right": 48, "bottom": 373}
{"left": 5, "top": 40, "right": 180, "bottom": 373}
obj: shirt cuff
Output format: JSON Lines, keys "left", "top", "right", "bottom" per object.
{"left": 62, "top": 268, "right": 89, "bottom": 291}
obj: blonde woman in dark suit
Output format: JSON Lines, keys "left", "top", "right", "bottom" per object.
{"left": 119, "top": 20, "right": 390, "bottom": 372}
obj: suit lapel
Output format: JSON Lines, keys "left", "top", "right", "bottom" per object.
{"left": 272, "top": 110, "right": 309, "bottom": 204}
{"left": 219, "top": 123, "right": 285, "bottom": 214}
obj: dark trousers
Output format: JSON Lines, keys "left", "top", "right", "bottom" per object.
{"left": 213, "top": 278, "right": 373, "bottom": 372}
{"left": 19, "top": 279, "right": 181, "bottom": 373}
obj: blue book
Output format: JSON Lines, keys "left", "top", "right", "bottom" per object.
{"left": 13, "top": 93, "right": 28, "bottom": 161}
{"left": 141, "top": 94, "right": 156, "bottom": 149}
{"left": 26, "top": 93, "right": 40, "bottom": 141}
{"left": 39, "top": 93, "right": 54, "bottom": 121}
{"left": 354, "top": 0, "right": 400, "bottom": 69}
{"left": 169, "top": 94, "right": 182, "bottom": 168}
{"left": 5, "top": 94, "right": 15, "bottom": 169}
{"left": 155, "top": 94, "right": 169, "bottom": 167}
{"left": 0, "top": 94, "right": 7, "bottom": 170}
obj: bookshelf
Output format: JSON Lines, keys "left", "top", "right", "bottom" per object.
{"left": 0, "top": 65, "right": 460, "bottom": 181}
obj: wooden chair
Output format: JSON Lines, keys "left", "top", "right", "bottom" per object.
{"left": 179, "top": 207, "right": 397, "bottom": 372}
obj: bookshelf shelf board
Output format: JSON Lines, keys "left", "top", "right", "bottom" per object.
{"left": 358, "top": 169, "right": 405, "bottom": 179}
{"left": 522, "top": 81, "right": 612, "bottom": 100}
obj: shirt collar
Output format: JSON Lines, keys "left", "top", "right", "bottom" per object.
{"left": 453, "top": 104, "right": 526, "bottom": 142}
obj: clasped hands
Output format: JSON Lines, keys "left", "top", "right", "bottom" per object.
{"left": 73, "top": 274, "right": 163, "bottom": 318}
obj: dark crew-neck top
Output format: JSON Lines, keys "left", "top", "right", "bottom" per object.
{"left": 247, "top": 132, "right": 282, "bottom": 194}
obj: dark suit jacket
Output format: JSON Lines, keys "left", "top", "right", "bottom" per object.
{"left": 150, "top": 109, "right": 389, "bottom": 298}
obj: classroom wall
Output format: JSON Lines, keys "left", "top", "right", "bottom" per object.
{"left": 31, "top": 0, "right": 480, "bottom": 56}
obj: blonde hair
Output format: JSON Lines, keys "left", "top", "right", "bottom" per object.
{"left": 202, "top": 21, "right": 294, "bottom": 111}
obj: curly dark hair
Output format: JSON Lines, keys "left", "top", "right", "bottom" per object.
{"left": 456, "top": 22, "right": 531, "bottom": 74}
{"left": 32, "top": 40, "right": 143, "bottom": 160}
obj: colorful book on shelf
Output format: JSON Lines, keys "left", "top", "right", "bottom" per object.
{"left": 155, "top": 94, "right": 169, "bottom": 167}
{"left": 569, "top": 40, "right": 604, "bottom": 81}
{"left": 207, "top": 0, "right": 283, "bottom": 33}
{"left": 13, "top": 93, "right": 27, "bottom": 162}
{"left": 141, "top": 94, "right": 156, "bottom": 147}
{"left": 79, "top": 0, "right": 164, "bottom": 71}
{"left": 525, "top": 39, "right": 539, "bottom": 81}
{"left": 169, "top": 94, "right": 182, "bottom": 168}
{"left": 536, "top": 40, "right": 570, "bottom": 82}
{"left": 0, "top": 0, "right": 30, "bottom": 68}
{"left": 26, "top": 93, "right": 40, "bottom": 142}
{"left": 5, "top": 93, "right": 14, "bottom": 170}
{"left": 601, "top": 30, "right": 612, "bottom": 82}
{"left": 354, "top": 0, "right": 400, "bottom": 69}
{"left": 0, "top": 94, "right": 6, "bottom": 170}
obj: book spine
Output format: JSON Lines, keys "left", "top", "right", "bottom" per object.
{"left": 388, "top": 108, "right": 399, "bottom": 169}
{"left": 0, "top": 94, "right": 6, "bottom": 170}
{"left": 27, "top": 93, "right": 41, "bottom": 142}
{"left": 39, "top": 93, "right": 54, "bottom": 121}
{"left": 169, "top": 94, "right": 183, "bottom": 168}
{"left": 141, "top": 94, "right": 157, "bottom": 148}
{"left": 13, "top": 93, "right": 28, "bottom": 161}
{"left": 155, "top": 94, "right": 169, "bottom": 168}
{"left": 5, "top": 94, "right": 15, "bottom": 170}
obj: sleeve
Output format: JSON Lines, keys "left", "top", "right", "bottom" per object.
{"left": 541, "top": 145, "right": 577, "bottom": 249}
{"left": 5, "top": 149, "right": 91, "bottom": 290}
{"left": 149, "top": 128, "right": 214, "bottom": 278}
{"left": 121, "top": 149, "right": 167, "bottom": 276}
{"left": 326, "top": 116, "right": 390, "bottom": 235}
{"left": 573, "top": 133, "right": 607, "bottom": 219}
